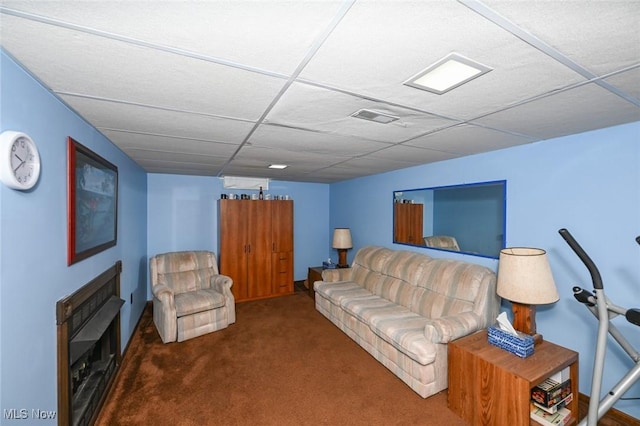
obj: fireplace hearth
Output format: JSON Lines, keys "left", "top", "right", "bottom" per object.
{"left": 57, "top": 261, "right": 124, "bottom": 426}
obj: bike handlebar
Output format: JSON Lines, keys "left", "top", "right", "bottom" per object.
{"left": 558, "top": 228, "right": 604, "bottom": 290}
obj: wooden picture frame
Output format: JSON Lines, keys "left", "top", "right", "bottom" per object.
{"left": 67, "top": 137, "right": 118, "bottom": 265}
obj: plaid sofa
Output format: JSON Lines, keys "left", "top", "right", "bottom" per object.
{"left": 314, "top": 246, "right": 499, "bottom": 398}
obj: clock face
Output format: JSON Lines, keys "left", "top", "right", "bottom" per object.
{"left": 11, "top": 136, "right": 38, "bottom": 186}
{"left": 0, "top": 131, "right": 41, "bottom": 190}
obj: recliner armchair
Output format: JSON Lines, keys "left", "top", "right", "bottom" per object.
{"left": 150, "top": 250, "right": 235, "bottom": 343}
{"left": 423, "top": 235, "right": 461, "bottom": 251}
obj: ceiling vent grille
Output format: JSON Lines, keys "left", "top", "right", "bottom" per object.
{"left": 351, "top": 109, "right": 399, "bottom": 124}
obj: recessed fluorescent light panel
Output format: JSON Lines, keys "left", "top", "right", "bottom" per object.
{"left": 404, "top": 53, "right": 492, "bottom": 95}
{"left": 269, "top": 164, "right": 288, "bottom": 169}
{"left": 351, "top": 109, "right": 399, "bottom": 124}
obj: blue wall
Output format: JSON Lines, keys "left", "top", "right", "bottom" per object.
{"left": 0, "top": 51, "right": 148, "bottom": 420}
{"left": 147, "top": 174, "right": 330, "bottom": 299}
{"left": 329, "top": 123, "right": 640, "bottom": 418}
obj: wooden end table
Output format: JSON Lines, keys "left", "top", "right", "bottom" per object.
{"left": 448, "top": 329, "right": 579, "bottom": 425}
{"left": 307, "top": 266, "right": 323, "bottom": 300}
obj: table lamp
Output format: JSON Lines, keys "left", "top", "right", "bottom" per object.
{"left": 332, "top": 228, "right": 353, "bottom": 268}
{"left": 497, "top": 247, "right": 559, "bottom": 344}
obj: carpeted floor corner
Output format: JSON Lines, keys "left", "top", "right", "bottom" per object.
{"left": 96, "top": 292, "right": 467, "bottom": 425}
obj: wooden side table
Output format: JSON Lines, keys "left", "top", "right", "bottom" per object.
{"left": 307, "top": 266, "right": 323, "bottom": 300}
{"left": 448, "top": 329, "right": 579, "bottom": 425}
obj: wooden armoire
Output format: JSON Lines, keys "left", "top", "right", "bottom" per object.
{"left": 393, "top": 203, "right": 424, "bottom": 245}
{"left": 218, "top": 199, "right": 294, "bottom": 302}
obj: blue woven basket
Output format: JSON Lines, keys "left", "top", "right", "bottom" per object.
{"left": 487, "top": 325, "right": 535, "bottom": 358}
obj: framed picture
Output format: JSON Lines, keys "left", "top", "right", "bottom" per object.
{"left": 67, "top": 137, "right": 118, "bottom": 265}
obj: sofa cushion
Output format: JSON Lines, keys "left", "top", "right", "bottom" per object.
{"left": 314, "top": 281, "right": 372, "bottom": 305}
{"left": 174, "top": 288, "right": 226, "bottom": 317}
{"left": 341, "top": 295, "right": 398, "bottom": 324}
{"left": 341, "top": 295, "right": 433, "bottom": 364}
{"left": 409, "top": 260, "right": 489, "bottom": 318}
{"left": 158, "top": 268, "right": 216, "bottom": 294}
{"left": 371, "top": 315, "right": 434, "bottom": 365}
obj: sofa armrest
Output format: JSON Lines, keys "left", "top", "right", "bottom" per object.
{"left": 423, "top": 311, "right": 484, "bottom": 344}
{"left": 321, "top": 268, "right": 352, "bottom": 282}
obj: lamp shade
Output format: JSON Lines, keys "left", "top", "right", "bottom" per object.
{"left": 332, "top": 228, "right": 353, "bottom": 249}
{"left": 497, "top": 247, "right": 559, "bottom": 305}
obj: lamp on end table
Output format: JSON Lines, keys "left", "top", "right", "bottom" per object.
{"left": 497, "top": 247, "right": 559, "bottom": 344}
{"left": 332, "top": 228, "right": 353, "bottom": 268}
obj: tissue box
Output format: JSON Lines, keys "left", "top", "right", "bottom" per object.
{"left": 487, "top": 325, "right": 535, "bottom": 358}
{"left": 322, "top": 261, "right": 336, "bottom": 269}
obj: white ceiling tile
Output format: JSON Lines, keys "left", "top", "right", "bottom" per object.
{"left": 604, "top": 67, "right": 640, "bottom": 101}
{"left": 474, "top": 83, "right": 640, "bottom": 139}
{"left": 298, "top": 0, "right": 587, "bottom": 120}
{"left": 61, "top": 95, "right": 255, "bottom": 144}
{"left": 250, "top": 124, "right": 392, "bottom": 156}
{"left": 140, "top": 162, "right": 220, "bottom": 176}
{"left": 365, "top": 144, "right": 457, "bottom": 164}
{"left": 266, "top": 83, "right": 457, "bottom": 143}
{"left": 101, "top": 130, "right": 239, "bottom": 157}
{"left": 405, "top": 124, "right": 535, "bottom": 155}
{"left": 1, "top": 0, "right": 346, "bottom": 75}
{"left": 1, "top": 15, "right": 286, "bottom": 118}
{"left": 234, "top": 144, "right": 346, "bottom": 167}
{"left": 483, "top": 0, "right": 640, "bottom": 75}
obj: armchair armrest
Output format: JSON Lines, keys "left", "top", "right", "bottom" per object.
{"left": 152, "top": 283, "right": 175, "bottom": 307}
{"left": 321, "top": 268, "right": 352, "bottom": 282}
{"left": 209, "top": 274, "right": 233, "bottom": 294}
{"left": 423, "top": 311, "right": 484, "bottom": 344}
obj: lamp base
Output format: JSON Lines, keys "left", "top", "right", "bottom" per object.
{"left": 531, "top": 333, "right": 543, "bottom": 345}
{"left": 337, "top": 249, "right": 349, "bottom": 268}
{"left": 511, "top": 302, "right": 544, "bottom": 345}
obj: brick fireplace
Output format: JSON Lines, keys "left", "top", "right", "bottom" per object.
{"left": 56, "top": 261, "right": 124, "bottom": 426}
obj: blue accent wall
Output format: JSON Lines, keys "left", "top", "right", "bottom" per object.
{"left": 147, "top": 174, "right": 330, "bottom": 299}
{"left": 329, "top": 123, "right": 640, "bottom": 418}
{"left": 2, "top": 46, "right": 639, "bottom": 420}
{"left": 1, "top": 51, "right": 148, "bottom": 418}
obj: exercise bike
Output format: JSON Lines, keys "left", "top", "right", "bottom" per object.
{"left": 558, "top": 228, "right": 640, "bottom": 426}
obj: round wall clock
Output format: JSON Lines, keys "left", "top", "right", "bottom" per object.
{"left": 0, "top": 130, "right": 41, "bottom": 190}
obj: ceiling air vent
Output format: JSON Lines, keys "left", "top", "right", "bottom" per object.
{"left": 351, "top": 109, "right": 399, "bottom": 124}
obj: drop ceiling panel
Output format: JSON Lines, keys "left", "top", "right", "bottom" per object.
{"left": 405, "top": 124, "right": 535, "bottom": 155}
{"left": 61, "top": 95, "right": 254, "bottom": 144}
{"left": 101, "top": 130, "right": 238, "bottom": 158}
{"left": 298, "top": 0, "right": 587, "bottom": 120}
{"left": 474, "top": 83, "right": 640, "bottom": 139}
{"left": 484, "top": 0, "right": 640, "bottom": 75}
{"left": 127, "top": 150, "right": 229, "bottom": 167}
{"left": 1, "top": 15, "right": 286, "bottom": 118}
{"left": 140, "top": 162, "right": 221, "bottom": 176}
{"left": 605, "top": 67, "right": 640, "bottom": 101}
{"left": 0, "top": 0, "right": 345, "bottom": 75}
{"left": 250, "top": 124, "right": 392, "bottom": 156}
{"left": 328, "top": 156, "right": 419, "bottom": 178}
{"left": 365, "top": 144, "right": 458, "bottom": 165}
{"left": 234, "top": 144, "right": 347, "bottom": 168}
{"left": 266, "top": 83, "right": 457, "bottom": 143}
